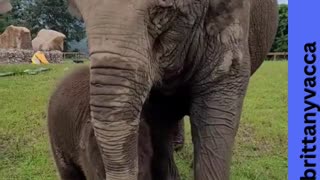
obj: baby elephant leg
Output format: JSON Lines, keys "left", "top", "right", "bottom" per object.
{"left": 79, "top": 121, "right": 106, "bottom": 180}
{"left": 51, "top": 144, "right": 86, "bottom": 180}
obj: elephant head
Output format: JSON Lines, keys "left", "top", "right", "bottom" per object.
{"left": 67, "top": 0, "right": 186, "bottom": 179}
{"left": 0, "top": 0, "right": 12, "bottom": 14}
{"left": 67, "top": 0, "right": 278, "bottom": 179}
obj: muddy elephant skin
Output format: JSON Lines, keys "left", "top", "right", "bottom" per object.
{"left": 47, "top": 66, "right": 153, "bottom": 180}
{"left": 65, "top": 0, "right": 279, "bottom": 179}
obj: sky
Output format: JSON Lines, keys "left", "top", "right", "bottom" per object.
{"left": 278, "top": 0, "right": 288, "bottom": 4}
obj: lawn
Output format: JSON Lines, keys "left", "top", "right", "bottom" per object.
{"left": 0, "top": 61, "right": 287, "bottom": 180}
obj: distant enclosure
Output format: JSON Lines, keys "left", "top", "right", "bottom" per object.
{"left": 62, "top": 52, "right": 88, "bottom": 60}
{"left": 265, "top": 52, "right": 288, "bottom": 61}
{"left": 62, "top": 52, "right": 288, "bottom": 61}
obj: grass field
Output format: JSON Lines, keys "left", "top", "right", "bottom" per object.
{"left": 0, "top": 61, "right": 287, "bottom": 180}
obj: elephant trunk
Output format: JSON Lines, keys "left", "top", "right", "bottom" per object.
{"left": 83, "top": 2, "right": 152, "bottom": 179}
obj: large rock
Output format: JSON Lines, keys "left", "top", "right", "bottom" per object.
{"left": 0, "top": 48, "right": 63, "bottom": 64}
{"left": 0, "top": 25, "right": 32, "bottom": 49}
{"left": 0, "top": 0, "right": 12, "bottom": 14}
{"left": 32, "top": 29, "right": 66, "bottom": 51}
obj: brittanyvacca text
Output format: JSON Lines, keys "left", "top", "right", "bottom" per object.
{"left": 301, "top": 42, "right": 319, "bottom": 180}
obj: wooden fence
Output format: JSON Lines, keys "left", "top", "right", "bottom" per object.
{"left": 266, "top": 52, "right": 288, "bottom": 61}
{"left": 62, "top": 52, "right": 88, "bottom": 60}
{"left": 63, "top": 52, "right": 288, "bottom": 61}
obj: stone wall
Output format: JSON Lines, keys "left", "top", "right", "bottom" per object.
{"left": 0, "top": 48, "right": 63, "bottom": 64}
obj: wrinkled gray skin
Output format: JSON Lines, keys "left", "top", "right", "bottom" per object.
{"left": 67, "top": 0, "right": 278, "bottom": 179}
{"left": 47, "top": 66, "right": 153, "bottom": 180}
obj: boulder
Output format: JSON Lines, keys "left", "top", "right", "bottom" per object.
{"left": 0, "top": 25, "right": 32, "bottom": 49}
{"left": 0, "top": 0, "right": 12, "bottom": 14}
{"left": 32, "top": 29, "right": 66, "bottom": 51}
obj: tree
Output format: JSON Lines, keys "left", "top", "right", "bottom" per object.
{"left": 4, "top": 0, "right": 85, "bottom": 51}
{"left": 270, "top": 4, "right": 288, "bottom": 52}
{"left": 0, "top": 0, "right": 33, "bottom": 33}
{"left": 0, "top": 14, "right": 11, "bottom": 33}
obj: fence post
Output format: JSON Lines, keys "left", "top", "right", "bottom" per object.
{"left": 267, "top": 52, "right": 288, "bottom": 61}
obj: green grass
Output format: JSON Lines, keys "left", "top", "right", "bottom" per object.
{"left": 176, "top": 61, "right": 288, "bottom": 180}
{"left": 0, "top": 61, "right": 287, "bottom": 180}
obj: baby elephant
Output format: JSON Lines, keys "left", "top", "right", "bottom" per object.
{"left": 47, "top": 66, "right": 153, "bottom": 180}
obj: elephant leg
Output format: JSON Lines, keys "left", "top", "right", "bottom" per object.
{"left": 79, "top": 122, "right": 105, "bottom": 180}
{"left": 149, "top": 121, "right": 180, "bottom": 180}
{"left": 143, "top": 89, "right": 188, "bottom": 179}
{"left": 190, "top": 65, "right": 250, "bottom": 180}
{"left": 51, "top": 146, "right": 86, "bottom": 180}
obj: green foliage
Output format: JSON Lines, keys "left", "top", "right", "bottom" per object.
{"left": 1, "top": 0, "right": 85, "bottom": 51}
{"left": 271, "top": 4, "right": 288, "bottom": 52}
{"left": 0, "top": 14, "right": 11, "bottom": 33}
{"left": 0, "top": 0, "right": 33, "bottom": 33}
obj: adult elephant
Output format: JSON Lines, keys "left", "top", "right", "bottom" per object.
{"left": 68, "top": 0, "right": 278, "bottom": 180}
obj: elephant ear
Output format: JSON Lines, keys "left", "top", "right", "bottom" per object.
{"left": 67, "top": 0, "right": 83, "bottom": 21}
{"left": 205, "top": 0, "right": 243, "bottom": 35}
